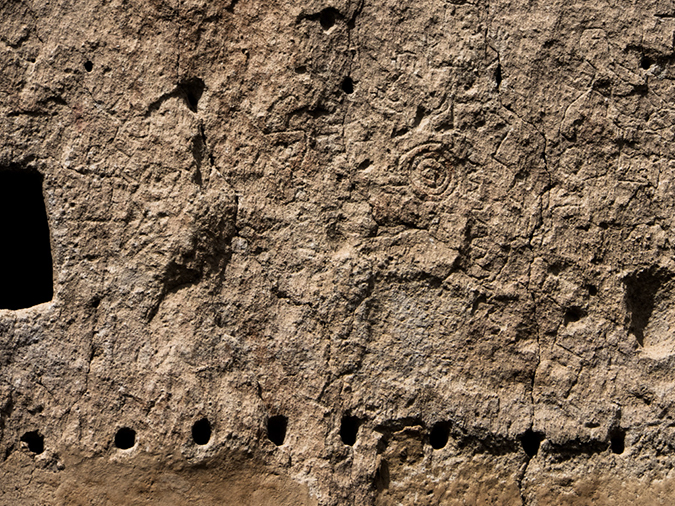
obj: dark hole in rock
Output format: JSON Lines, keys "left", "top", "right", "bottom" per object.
{"left": 429, "top": 422, "right": 449, "bottom": 450}
{"left": 0, "top": 169, "right": 53, "bottom": 310}
{"left": 84, "top": 60, "right": 93, "bottom": 72}
{"left": 20, "top": 431, "right": 44, "bottom": 454}
{"left": 295, "top": 65, "right": 307, "bottom": 74}
{"left": 610, "top": 430, "right": 625, "bottom": 454}
{"left": 340, "top": 415, "right": 360, "bottom": 446}
{"left": 179, "top": 77, "right": 205, "bottom": 113}
{"left": 319, "top": 7, "right": 339, "bottom": 30}
{"left": 341, "top": 77, "right": 354, "bottom": 94}
{"left": 641, "top": 55, "right": 654, "bottom": 70}
{"left": 267, "top": 415, "right": 287, "bottom": 446}
{"left": 564, "top": 306, "right": 586, "bottom": 325}
{"left": 495, "top": 63, "right": 502, "bottom": 86}
{"left": 357, "top": 159, "right": 372, "bottom": 171}
{"left": 114, "top": 427, "right": 136, "bottom": 449}
{"left": 587, "top": 284, "right": 598, "bottom": 296}
{"left": 548, "top": 262, "right": 566, "bottom": 275}
{"left": 192, "top": 417, "right": 211, "bottom": 445}
{"left": 520, "top": 429, "right": 544, "bottom": 457}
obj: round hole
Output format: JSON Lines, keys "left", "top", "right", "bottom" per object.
{"left": 319, "top": 8, "right": 339, "bottom": 30}
{"left": 20, "top": 431, "right": 44, "bottom": 454}
{"left": 429, "top": 422, "right": 449, "bottom": 450}
{"left": 84, "top": 60, "right": 93, "bottom": 72}
{"left": 341, "top": 77, "right": 354, "bottom": 94}
{"left": 340, "top": 415, "right": 360, "bottom": 446}
{"left": 114, "top": 427, "right": 136, "bottom": 450}
{"left": 640, "top": 55, "right": 654, "bottom": 70}
{"left": 586, "top": 284, "right": 598, "bottom": 296}
{"left": 192, "top": 418, "right": 212, "bottom": 445}
{"left": 267, "top": 415, "right": 287, "bottom": 446}
{"left": 520, "top": 429, "right": 544, "bottom": 457}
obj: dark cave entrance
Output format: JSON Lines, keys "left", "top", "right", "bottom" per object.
{"left": 0, "top": 169, "right": 53, "bottom": 310}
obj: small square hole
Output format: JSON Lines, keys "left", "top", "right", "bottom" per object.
{"left": 0, "top": 169, "right": 53, "bottom": 310}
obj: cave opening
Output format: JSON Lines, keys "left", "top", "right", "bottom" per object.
{"left": 0, "top": 169, "right": 53, "bottom": 310}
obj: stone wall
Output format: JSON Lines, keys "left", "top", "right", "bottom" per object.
{"left": 2, "top": 0, "right": 675, "bottom": 504}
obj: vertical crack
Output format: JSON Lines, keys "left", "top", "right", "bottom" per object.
{"left": 485, "top": 4, "right": 549, "bottom": 502}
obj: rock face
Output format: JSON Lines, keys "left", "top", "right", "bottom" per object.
{"left": 2, "top": 0, "right": 675, "bottom": 504}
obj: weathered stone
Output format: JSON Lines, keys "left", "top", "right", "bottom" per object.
{"left": 2, "top": 0, "right": 675, "bottom": 504}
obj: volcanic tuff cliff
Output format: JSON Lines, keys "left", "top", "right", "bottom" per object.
{"left": 2, "top": 0, "right": 675, "bottom": 504}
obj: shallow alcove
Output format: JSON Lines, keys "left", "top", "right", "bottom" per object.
{"left": 0, "top": 169, "right": 53, "bottom": 310}
{"left": 20, "top": 431, "right": 44, "bottom": 454}
{"left": 267, "top": 415, "right": 288, "bottom": 446}
{"left": 340, "top": 415, "right": 360, "bottom": 446}
{"left": 623, "top": 267, "right": 673, "bottom": 347}
{"left": 192, "top": 418, "right": 212, "bottom": 445}
{"left": 114, "top": 427, "right": 136, "bottom": 450}
{"left": 563, "top": 306, "right": 586, "bottom": 325}
{"left": 374, "top": 459, "right": 390, "bottom": 492}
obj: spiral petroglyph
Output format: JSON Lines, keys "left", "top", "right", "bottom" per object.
{"left": 399, "top": 143, "right": 454, "bottom": 198}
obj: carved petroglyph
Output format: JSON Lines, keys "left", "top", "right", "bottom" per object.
{"left": 399, "top": 143, "right": 454, "bottom": 199}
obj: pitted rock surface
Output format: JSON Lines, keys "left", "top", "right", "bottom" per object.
{"left": 2, "top": 0, "right": 675, "bottom": 504}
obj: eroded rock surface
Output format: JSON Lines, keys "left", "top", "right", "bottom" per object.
{"left": 2, "top": 0, "right": 675, "bottom": 504}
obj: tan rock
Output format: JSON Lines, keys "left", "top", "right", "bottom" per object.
{"left": 1, "top": 0, "right": 675, "bottom": 504}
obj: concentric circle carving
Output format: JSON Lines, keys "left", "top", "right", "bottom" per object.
{"left": 399, "top": 143, "right": 454, "bottom": 199}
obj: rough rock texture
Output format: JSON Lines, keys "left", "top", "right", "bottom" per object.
{"left": 2, "top": 0, "right": 675, "bottom": 504}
